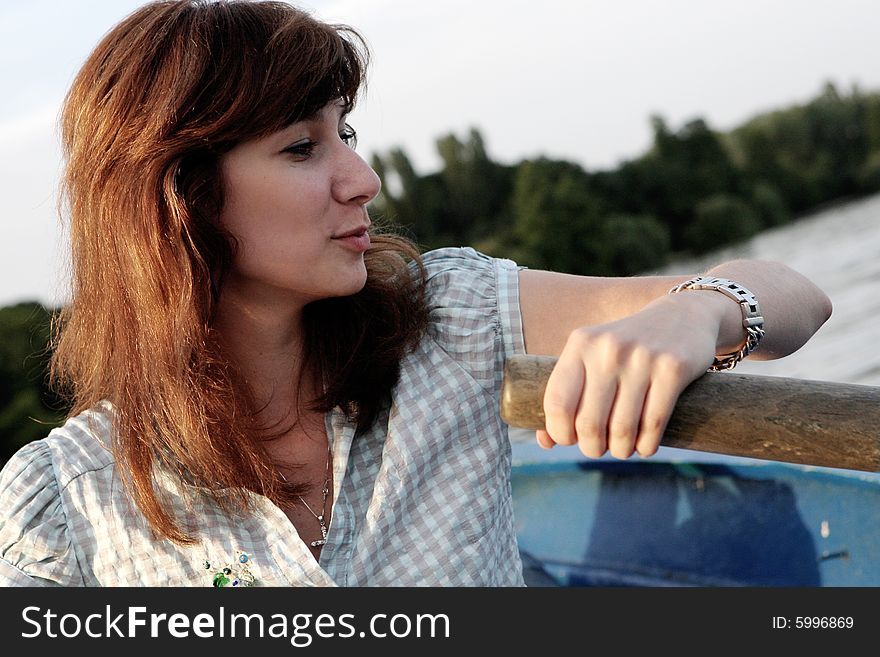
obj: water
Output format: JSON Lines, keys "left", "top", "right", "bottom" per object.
{"left": 510, "top": 191, "right": 880, "bottom": 474}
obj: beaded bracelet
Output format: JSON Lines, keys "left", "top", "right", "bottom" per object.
{"left": 668, "top": 276, "right": 765, "bottom": 371}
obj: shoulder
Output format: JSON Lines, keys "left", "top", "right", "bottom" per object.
{"left": 418, "top": 247, "right": 522, "bottom": 318}
{"left": 420, "top": 246, "right": 520, "bottom": 288}
{"left": 40, "top": 401, "right": 116, "bottom": 485}
{"left": 0, "top": 402, "right": 115, "bottom": 586}
{"left": 403, "top": 247, "right": 526, "bottom": 388}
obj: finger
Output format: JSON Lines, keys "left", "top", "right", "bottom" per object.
{"left": 634, "top": 379, "right": 681, "bottom": 458}
{"left": 542, "top": 356, "right": 585, "bottom": 447}
{"left": 574, "top": 375, "right": 617, "bottom": 459}
{"left": 536, "top": 430, "right": 555, "bottom": 449}
{"left": 605, "top": 374, "right": 650, "bottom": 459}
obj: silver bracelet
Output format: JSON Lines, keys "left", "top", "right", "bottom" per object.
{"left": 668, "top": 276, "right": 765, "bottom": 371}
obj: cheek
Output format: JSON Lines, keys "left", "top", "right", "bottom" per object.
{"left": 221, "top": 172, "right": 276, "bottom": 233}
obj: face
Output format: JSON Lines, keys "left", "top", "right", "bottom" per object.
{"left": 217, "top": 102, "right": 381, "bottom": 307}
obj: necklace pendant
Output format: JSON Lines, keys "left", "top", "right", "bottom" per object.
{"left": 310, "top": 538, "right": 326, "bottom": 547}
{"left": 320, "top": 525, "right": 328, "bottom": 539}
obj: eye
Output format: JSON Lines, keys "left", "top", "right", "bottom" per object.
{"left": 339, "top": 123, "right": 357, "bottom": 150}
{"left": 281, "top": 139, "right": 316, "bottom": 160}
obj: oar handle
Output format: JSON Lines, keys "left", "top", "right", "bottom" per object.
{"left": 500, "top": 354, "right": 880, "bottom": 472}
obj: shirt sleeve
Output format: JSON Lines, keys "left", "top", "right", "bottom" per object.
{"left": 0, "top": 440, "right": 83, "bottom": 586}
{"left": 420, "top": 246, "right": 526, "bottom": 395}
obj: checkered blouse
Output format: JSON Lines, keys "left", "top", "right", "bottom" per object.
{"left": 0, "top": 248, "right": 526, "bottom": 586}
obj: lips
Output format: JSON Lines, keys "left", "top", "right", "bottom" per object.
{"left": 332, "top": 225, "right": 370, "bottom": 239}
{"left": 331, "top": 224, "right": 371, "bottom": 252}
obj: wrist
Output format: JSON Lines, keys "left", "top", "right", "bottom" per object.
{"left": 656, "top": 289, "right": 729, "bottom": 341}
{"left": 667, "top": 276, "right": 765, "bottom": 371}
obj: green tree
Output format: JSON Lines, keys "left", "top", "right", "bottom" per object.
{"left": 686, "top": 194, "right": 762, "bottom": 254}
{"left": 509, "top": 158, "right": 605, "bottom": 274}
{"left": 598, "top": 214, "right": 671, "bottom": 275}
{"left": 858, "top": 150, "right": 880, "bottom": 192}
{"left": 750, "top": 182, "right": 790, "bottom": 228}
{"left": 729, "top": 83, "right": 877, "bottom": 212}
{"left": 596, "top": 116, "right": 743, "bottom": 251}
{"left": 371, "top": 148, "right": 443, "bottom": 243}
{"left": 436, "top": 129, "right": 511, "bottom": 240}
{"left": 371, "top": 130, "right": 513, "bottom": 250}
{"left": 0, "top": 303, "right": 67, "bottom": 465}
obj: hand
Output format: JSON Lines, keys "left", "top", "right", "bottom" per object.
{"left": 536, "top": 294, "right": 722, "bottom": 458}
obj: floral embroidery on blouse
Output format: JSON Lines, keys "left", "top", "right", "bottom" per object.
{"left": 204, "top": 551, "right": 256, "bottom": 587}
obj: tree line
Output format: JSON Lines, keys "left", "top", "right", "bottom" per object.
{"left": 3, "top": 81, "right": 879, "bottom": 462}
{"left": 372, "top": 81, "right": 880, "bottom": 275}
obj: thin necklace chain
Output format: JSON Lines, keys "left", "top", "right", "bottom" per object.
{"left": 298, "top": 443, "right": 332, "bottom": 548}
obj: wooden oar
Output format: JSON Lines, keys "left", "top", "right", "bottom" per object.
{"left": 500, "top": 354, "right": 880, "bottom": 473}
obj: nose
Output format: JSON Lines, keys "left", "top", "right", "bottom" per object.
{"left": 333, "top": 145, "right": 381, "bottom": 207}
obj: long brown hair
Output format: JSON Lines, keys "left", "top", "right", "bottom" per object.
{"left": 51, "top": 0, "right": 427, "bottom": 544}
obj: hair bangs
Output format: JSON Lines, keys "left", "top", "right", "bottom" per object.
{"left": 169, "top": 2, "right": 369, "bottom": 147}
{"left": 264, "top": 16, "right": 368, "bottom": 130}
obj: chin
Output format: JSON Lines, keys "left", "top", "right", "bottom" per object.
{"left": 334, "top": 263, "right": 369, "bottom": 297}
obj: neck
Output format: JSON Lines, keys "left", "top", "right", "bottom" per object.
{"left": 213, "top": 279, "right": 315, "bottom": 427}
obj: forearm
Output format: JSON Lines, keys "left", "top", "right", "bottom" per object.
{"left": 622, "top": 258, "right": 832, "bottom": 367}
{"left": 520, "top": 260, "right": 832, "bottom": 361}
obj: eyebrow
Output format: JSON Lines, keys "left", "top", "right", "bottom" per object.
{"left": 294, "top": 102, "right": 348, "bottom": 127}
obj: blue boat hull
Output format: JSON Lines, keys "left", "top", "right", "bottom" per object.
{"left": 511, "top": 458, "right": 880, "bottom": 586}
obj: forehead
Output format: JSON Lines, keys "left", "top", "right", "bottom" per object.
{"left": 268, "top": 99, "right": 349, "bottom": 135}
{"left": 227, "top": 102, "right": 348, "bottom": 156}
{"left": 278, "top": 102, "right": 347, "bottom": 136}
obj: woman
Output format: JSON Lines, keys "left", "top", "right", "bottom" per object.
{"left": 0, "top": 0, "right": 830, "bottom": 586}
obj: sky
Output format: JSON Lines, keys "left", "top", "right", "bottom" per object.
{"left": 2, "top": 0, "right": 880, "bottom": 308}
